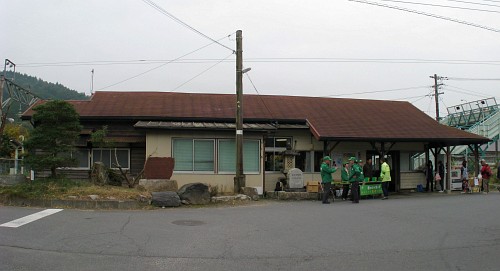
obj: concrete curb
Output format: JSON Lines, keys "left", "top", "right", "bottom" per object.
{"left": 2, "top": 190, "right": 496, "bottom": 210}
{"left": 0, "top": 197, "right": 149, "bottom": 210}
{"left": 265, "top": 191, "right": 319, "bottom": 200}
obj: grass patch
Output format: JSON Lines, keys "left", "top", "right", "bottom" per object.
{"left": 0, "top": 178, "right": 150, "bottom": 200}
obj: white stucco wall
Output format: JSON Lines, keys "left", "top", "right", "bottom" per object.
{"left": 146, "top": 130, "right": 264, "bottom": 194}
{"left": 144, "top": 128, "right": 429, "bottom": 193}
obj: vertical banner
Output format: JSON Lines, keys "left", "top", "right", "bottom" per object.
{"left": 343, "top": 152, "right": 356, "bottom": 164}
{"left": 332, "top": 153, "right": 343, "bottom": 168}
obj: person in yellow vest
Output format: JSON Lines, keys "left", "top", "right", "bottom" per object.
{"left": 380, "top": 157, "right": 392, "bottom": 200}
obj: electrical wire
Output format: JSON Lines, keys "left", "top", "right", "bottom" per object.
{"left": 393, "top": 89, "right": 433, "bottom": 101}
{"left": 17, "top": 57, "right": 500, "bottom": 67}
{"left": 97, "top": 34, "right": 234, "bottom": 90}
{"left": 326, "top": 85, "right": 430, "bottom": 97}
{"left": 445, "top": 0, "right": 500, "bottom": 8}
{"left": 170, "top": 53, "right": 234, "bottom": 92}
{"left": 244, "top": 72, "right": 276, "bottom": 120}
{"left": 348, "top": 0, "right": 500, "bottom": 33}
{"left": 439, "top": 96, "right": 449, "bottom": 113}
{"left": 410, "top": 93, "right": 432, "bottom": 103}
{"left": 378, "top": 0, "right": 500, "bottom": 13}
{"left": 141, "top": 0, "right": 234, "bottom": 52}
{"left": 395, "top": 94, "right": 429, "bottom": 100}
{"left": 426, "top": 94, "right": 434, "bottom": 117}
{"left": 444, "top": 88, "right": 490, "bottom": 98}
{"left": 446, "top": 77, "right": 500, "bottom": 81}
{"left": 444, "top": 84, "right": 494, "bottom": 98}
{"left": 245, "top": 58, "right": 500, "bottom": 65}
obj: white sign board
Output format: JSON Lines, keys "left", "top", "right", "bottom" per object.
{"left": 288, "top": 168, "right": 304, "bottom": 189}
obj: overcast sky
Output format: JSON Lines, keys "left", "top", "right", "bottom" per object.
{"left": 2, "top": 0, "right": 499, "bottom": 118}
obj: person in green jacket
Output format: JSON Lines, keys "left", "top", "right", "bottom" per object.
{"left": 341, "top": 162, "right": 350, "bottom": 201}
{"left": 380, "top": 157, "right": 392, "bottom": 200}
{"left": 321, "top": 156, "right": 337, "bottom": 204}
{"left": 349, "top": 157, "right": 364, "bottom": 203}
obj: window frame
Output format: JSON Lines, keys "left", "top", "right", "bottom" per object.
{"left": 57, "top": 149, "right": 91, "bottom": 169}
{"left": 172, "top": 138, "right": 216, "bottom": 174}
{"left": 264, "top": 137, "right": 292, "bottom": 172}
{"left": 217, "top": 138, "right": 261, "bottom": 175}
{"left": 295, "top": 150, "right": 323, "bottom": 173}
{"left": 172, "top": 138, "right": 261, "bottom": 175}
{"left": 91, "top": 148, "right": 131, "bottom": 170}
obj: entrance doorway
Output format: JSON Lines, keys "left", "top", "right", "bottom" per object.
{"left": 366, "top": 151, "right": 400, "bottom": 192}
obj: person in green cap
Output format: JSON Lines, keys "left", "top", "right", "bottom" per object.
{"left": 341, "top": 162, "right": 350, "bottom": 201}
{"left": 320, "top": 156, "right": 337, "bottom": 204}
{"left": 349, "top": 157, "right": 364, "bottom": 203}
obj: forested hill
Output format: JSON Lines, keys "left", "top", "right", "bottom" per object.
{"left": 2, "top": 71, "right": 89, "bottom": 119}
{"left": 3, "top": 71, "right": 89, "bottom": 100}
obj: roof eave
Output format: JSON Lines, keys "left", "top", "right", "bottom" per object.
{"left": 316, "top": 136, "right": 490, "bottom": 146}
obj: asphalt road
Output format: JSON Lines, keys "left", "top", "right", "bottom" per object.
{"left": 1, "top": 192, "right": 499, "bottom": 271}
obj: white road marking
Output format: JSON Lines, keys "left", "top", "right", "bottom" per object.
{"left": 0, "top": 209, "right": 63, "bottom": 228}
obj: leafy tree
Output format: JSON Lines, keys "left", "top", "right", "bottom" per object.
{"left": 24, "top": 100, "right": 82, "bottom": 178}
{"left": 0, "top": 134, "right": 14, "bottom": 158}
{"left": 0, "top": 123, "right": 30, "bottom": 158}
{"left": 90, "top": 125, "right": 113, "bottom": 162}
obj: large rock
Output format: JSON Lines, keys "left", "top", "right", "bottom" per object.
{"left": 151, "top": 191, "right": 181, "bottom": 207}
{"left": 177, "top": 183, "right": 210, "bottom": 205}
{"left": 90, "top": 162, "right": 109, "bottom": 186}
{"left": 240, "top": 187, "right": 259, "bottom": 201}
{"left": 138, "top": 179, "right": 178, "bottom": 192}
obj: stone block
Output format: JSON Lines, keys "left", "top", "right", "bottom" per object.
{"left": 138, "top": 179, "right": 178, "bottom": 192}
{"left": 240, "top": 187, "right": 258, "bottom": 198}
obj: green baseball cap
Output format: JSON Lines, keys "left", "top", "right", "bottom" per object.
{"left": 348, "top": 157, "right": 356, "bottom": 161}
{"left": 323, "top": 156, "right": 332, "bottom": 161}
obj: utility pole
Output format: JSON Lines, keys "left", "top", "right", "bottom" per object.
{"left": 433, "top": 74, "right": 440, "bottom": 121}
{"left": 234, "top": 30, "right": 245, "bottom": 193}
{"left": 430, "top": 74, "right": 446, "bottom": 190}
{"left": 430, "top": 74, "right": 446, "bottom": 122}
{"left": 91, "top": 69, "right": 94, "bottom": 95}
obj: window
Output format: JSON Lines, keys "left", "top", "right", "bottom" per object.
{"left": 218, "top": 139, "right": 260, "bottom": 173}
{"left": 73, "top": 149, "right": 90, "bottom": 168}
{"left": 265, "top": 137, "right": 292, "bottom": 171}
{"left": 92, "top": 148, "right": 130, "bottom": 169}
{"left": 195, "top": 140, "right": 215, "bottom": 171}
{"left": 297, "top": 151, "right": 323, "bottom": 172}
{"left": 172, "top": 139, "right": 214, "bottom": 172}
{"left": 58, "top": 149, "right": 90, "bottom": 169}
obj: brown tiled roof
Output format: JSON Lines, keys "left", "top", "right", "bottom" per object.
{"left": 22, "top": 91, "right": 489, "bottom": 145}
{"left": 134, "top": 121, "right": 308, "bottom": 131}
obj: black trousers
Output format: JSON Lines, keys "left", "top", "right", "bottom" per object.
{"left": 426, "top": 179, "right": 434, "bottom": 192}
{"left": 322, "top": 182, "right": 332, "bottom": 203}
{"left": 342, "top": 184, "right": 350, "bottom": 199}
{"left": 351, "top": 181, "right": 359, "bottom": 203}
{"left": 382, "top": 181, "right": 389, "bottom": 197}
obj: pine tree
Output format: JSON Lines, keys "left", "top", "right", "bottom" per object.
{"left": 24, "top": 100, "right": 82, "bottom": 178}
